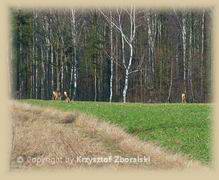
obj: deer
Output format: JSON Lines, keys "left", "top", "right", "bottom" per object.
{"left": 181, "top": 93, "right": 186, "bottom": 103}
{"left": 63, "top": 91, "right": 71, "bottom": 103}
{"left": 52, "top": 90, "right": 62, "bottom": 100}
{"left": 52, "top": 90, "right": 72, "bottom": 103}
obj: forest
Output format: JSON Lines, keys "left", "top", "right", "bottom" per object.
{"left": 10, "top": 7, "right": 212, "bottom": 103}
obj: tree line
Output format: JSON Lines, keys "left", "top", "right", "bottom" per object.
{"left": 10, "top": 7, "right": 212, "bottom": 103}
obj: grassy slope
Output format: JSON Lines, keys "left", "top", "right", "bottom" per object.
{"left": 22, "top": 100, "right": 212, "bottom": 164}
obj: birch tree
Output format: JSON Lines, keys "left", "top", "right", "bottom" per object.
{"left": 122, "top": 7, "right": 137, "bottom": 103}
{"left": 70, "top": 9, "right": 78, "bottom": 99}
{"left": 100, "top": 6, "right": 137, "bottom": 103}
{"left": 167, "top": 56, "right": 175, "bottom": 102}
{"left": 109, "top": 10, "right": 114, "bottom": 102}
{"left": 188, "top": 12, "right": 194, "bottom": 101}
{"left": 34, "top": 11, "right": 38, "bottom": 99}
{"left": 174, "top": 10, "right": 187, "bottom": 93}
{"left": 182, "top": 13, "right": 187, "bottom": 93}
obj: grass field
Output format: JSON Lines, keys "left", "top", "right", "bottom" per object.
{"left": 21, "top": 99, "right": 212, "bottom": 164}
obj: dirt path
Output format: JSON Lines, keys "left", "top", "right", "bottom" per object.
{"left": 10, "top": 102, "right": 208, "bottom": 171}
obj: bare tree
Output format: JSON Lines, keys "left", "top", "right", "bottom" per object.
{"left": 34, "top": 11, "right": 38, "bottom": 99}
{"left": 100, "top": 6, "right": 137, "bottom": 103}
{"left": 168, "top": 56, "right": 174, "bottom": 102}
{"left": 70, "top": 9, "right": 78, "bottom": 99}
{"left": 109, "top": 10, "right": 114, "bottom": 102}
{"left": 174, "top": 10, "right": 187, "bottom": 93}
{"left": 182, "top": 13, "right": 187, "bottom": 93}
{"left": 188, "top": 12, "right": 194, "bottom": 102}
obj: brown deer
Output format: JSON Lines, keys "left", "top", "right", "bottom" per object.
{"left": 181, "top": 93, "right": 186, "bottom": 103}
{"left": 52, "top": 90, "right": 61, "bottom": 100}
{"left": 64, "top": 91, "right": 71, "bottom": 103}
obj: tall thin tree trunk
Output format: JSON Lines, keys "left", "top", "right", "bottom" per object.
{"left": 35, "top": 45, "right": 38, "bottom": 99}
{"left": 123, "top": 69, "right": 129, "bottom": 103}
{"left": 70, "top": 64, "right": 74, "bottom": 97}
{"left": 33, "top": 11, "right": 38, "bottom": 99}
{"left": 40, "top": 46, "right": 45, "bottom": 99}
{"left": 146, "top": 14, "right": 152, "bottom": 87}
{"left": 61, "top": 55, "right": 64, "bottom": 93}
{"left": 45, "top": 31, "right": 49, "bottom": 99}
{"left": 19, "top": 27, "right": 23, "bottom": 98}
{"left": 189, "top": 14, "right": 194, "bottom": 102}
{"left": 31, "top": 17, "right": 35, "bottom": 99}
{"left": 71, "top": 9, "right": 78, "bottom": 99}
{"left": 60, "top": 36, "right": 64, "bottom": 93}
{"left": 121, "top": 33, "right": 126, "bottom": 102}
{"left": 122, "top": 42, "right": 134, "bottom": 103}
{"left": 200, "top": 10, "right": 205, "bottom": 102}
{"left": 51, "top": 44, "right": 54, "bottom": 91}
{"left": 115, "top": 34, "right": 119, "bottom": 96}
{"left": 182, "top": 14, "right": 187, "bottom": 93}
{"left": 56, "top": 51, "right": 60, "bottom": 91}
{"left": 168, "top": 57, "right": 174, "bottom": 102}
{"left": 145, "top": 11, "right": 157, "bottom": 88}
{"left": 109, "top": 11, "right": 114, "bottom": 102}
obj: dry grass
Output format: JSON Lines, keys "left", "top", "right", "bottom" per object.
{"left": 10, "top": 101, "right": 209, "bottom": 171}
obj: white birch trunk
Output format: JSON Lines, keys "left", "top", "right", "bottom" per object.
{"left": 109, "top": 11, "right": 114, "bottom": 102}
{"left": 51, "top": 44, "right": 54, "bottom": 90}
{"left": 182, "top": 14, "right": 187, "bottom": 92}
{"left": 35, "top": 52, "right": 38, "bottom": 99}
{"left": 60, "top": 36, "right": 64, "bottom": 93}
{"left": 61, "top": 54, "right": 64, "bottom": 92}
{"left": 123, "top": 70, "right": 129, "bottom": 103}
{"left": 99, "top": 6, "right": 136, "bottom": 103}
{"left": 32, "top": 16, "right": 35, "bottom": 98}
{"left": 122, "top": 43, "right": 134, "bottom": 103}
{"left": 121, "top": 7, "right": 136, "bottom": 103}
{"left": 71, "top": 9, "right": 77, "bottom": 99}
{"left": 115, "top": 35, "right": 119, "bottom": 95}
{"left": 70, "top": 65, "right": 74, "bottom": 97}
{"left": 189, "top": 15, "right": 194, "bottom": 101}
{"left": 34, "top": 12, "right": 38, "bottom": 99}
{"left": 45, "top": 21, "right": 49, "bottom": 99}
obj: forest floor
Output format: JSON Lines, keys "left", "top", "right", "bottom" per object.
{"left": 10, "top": 101, "right": 212, "bottom": 171}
